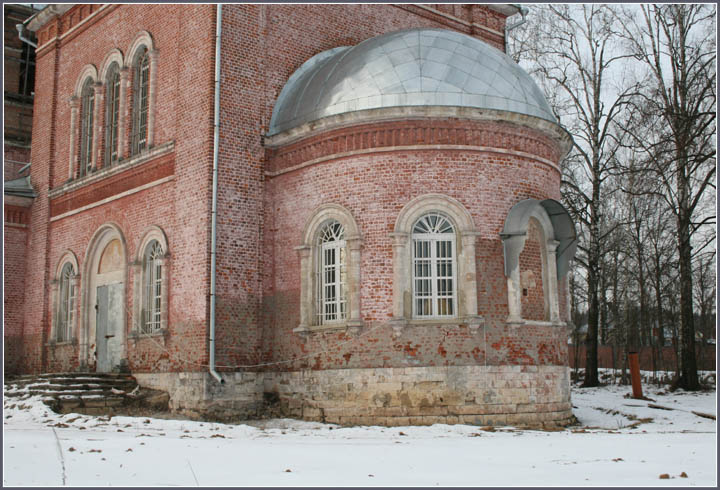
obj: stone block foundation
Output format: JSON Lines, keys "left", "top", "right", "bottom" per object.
{"left": 136, "top": 365, "right": 572, "bottom": 427}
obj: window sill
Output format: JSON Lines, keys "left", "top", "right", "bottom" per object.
{"left": 129, "top": 329, "right": 168, "bottom": 341}
{"left": 507, "top": 320, "right": 566, "bottom": 327}
{"left": 46, "top": 338, "right": 78, "bottom": 347}
{"left": 49, "top": 141, "right": 174, "bottom": 198}
{"left": 294, "top": 320, "right": 363, "bottom": 337}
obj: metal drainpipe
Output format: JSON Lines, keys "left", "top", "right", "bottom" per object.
{"left": 209, "top": 4, "right": 224, "bottom": 384}
{"left": 504, "top": 6, "right": 528, "bottom": 54}
{"left": 16, "top": 23, "right": 37, "bottom": 48}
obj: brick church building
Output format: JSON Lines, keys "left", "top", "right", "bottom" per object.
{"left": 5, "top": 3, "right": 577, "bottom": 426}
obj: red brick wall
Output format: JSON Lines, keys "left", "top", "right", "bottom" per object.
{"left": 4, "top": 223, "right": 28, "bottom": 374}
{"left": 23, "top": 4, "right": 215, "bottom": 373}
{"left": 261, "top": 119, "right": 564, "bottom": 371}
{"left": 213, "top": 4, "right": 516, "bottom": 369}
{"left": 519, "top": 218, "right": 546, "bottom": 321}
{"left": 20, "top": 4, "right": 529, "bottom": 376}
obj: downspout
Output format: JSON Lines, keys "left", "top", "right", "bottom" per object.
{"left": 16, "top": 23, "right": 37, "bottom": 48}
{"left": 504, "top": 6, "right": 528, "bottom": 54}
{"left": 209, "top": 4, "right": 224, "bottom": 384}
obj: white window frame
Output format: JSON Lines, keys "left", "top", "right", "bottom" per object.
{"left": 132, "top": 226, "right": 169, "bottom": 337}
{"left": 57, "top": 263, "right": 77, "bottom": 342}
{"left": 411, "top": 214, "right": 457, "bottom": 319}
{"left": 142, "top": 240, "right": 164, "bottom": 334}
{"left": 391, "top": 194, "right": 482, "bottom": 332}
{"left": 296, "top": 204, "right": 363, "bottom": 335}
{"left": 52, "top": 252, "right": 80, "bottom": 344}
{"left": 316, "top": 221, "right": 347, "bottom": 325}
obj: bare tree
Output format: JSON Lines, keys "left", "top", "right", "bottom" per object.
{"left": 523, "top": 5, "right": 636, "bottom": 387}
{"left": 616, "top": 4, "right": 716, "bottom": 390}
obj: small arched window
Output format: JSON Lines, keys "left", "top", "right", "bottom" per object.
{"left": 79, "top": 78, "right": 95, "bottom": 177}
{"left": 316, "top": 221, "right": 347, "bottom": 325}
{"left": 411, "top": 213, "right": 456, "bottom": 318}
{"left": 57, "top": 263, "right": 76, "bottom": 342}
{"left": 131, "top": 47, "right": 150, "bottom": 156}
{"left": 142, "top": 240, "right": 164, "bottom": 333}
{"left": 105, "top": 63, "right": 121, "bottom": 166}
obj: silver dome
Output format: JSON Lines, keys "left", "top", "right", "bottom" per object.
{"left": 268, "top": 28, "right": 556, "bottom": 136}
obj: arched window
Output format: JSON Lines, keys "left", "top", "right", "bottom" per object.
{"left": 316, "top": 221, "right": 347, "bottom": 325}
{"left": 105, "top": 62, "right": 121, "bottom": 165}
{"left": 411, "top": 213, "right": 456, "bottom": 318}
{"left": 57, "top": 263, "right": 76, "bottom": 342}
{"left": 296, "top": 204, "right": 363, "bottom": 335}
{"left": 391, "top": 194, "right": 481, "bottom": 333}
{"left": 79, "top": 78, "right": 95, "bottom": 177}
{"left": 131, "top": 47, "right": 150, "bottom": 156}
{"left": 142, "top": 239, "right": 164, "bottom": 333}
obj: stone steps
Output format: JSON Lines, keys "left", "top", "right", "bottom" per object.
{"left": 4, "top": 373, "right": 169, "bottom": 416}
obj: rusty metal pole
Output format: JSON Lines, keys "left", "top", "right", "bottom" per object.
{"left": 629, "top": 352, "right": 643, "bottom": 399}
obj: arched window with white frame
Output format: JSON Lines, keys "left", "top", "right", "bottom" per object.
{"left": 104, "top": 62, "right": 121, "bottom": 166}
{"left": 296, "top": 204, "right": 363, "bottom": 335}
{"left": 142, "top": 239, "right": 164, "bottom": 333}
{"left": 52, "top": 252, "right": 80, "bottom": 344}
{"left": 316, "top": 220, "right": 347, "bottom": 325}
{"left": 132, "top": 226, "right": 169, "bottom": 338}
{"left": 131, "top": 46, "right": 150, "bottom": 156}
{"left": 57, "top": 263, "right": 77, "bottom": 342}
{"left": 412, "top": 213, "right": 457, "bottom": 318}
{"left": 79, "top": 78, "right": 95, "bottom": 177}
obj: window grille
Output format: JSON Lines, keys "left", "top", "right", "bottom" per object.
{"left": 57, "top": 263, "right": 75, "bottom": 342}
{"left": 105, "top": 64, "right": 121, "bottom": 166}
{"left": 131, "top": 48, "right": 150, "bottom": 156}
{"left": 316, "top": 221, "right": 347, "bottom": 325}
{"left": 79, "top": 79, "right": 95, "bottom": 177}
{"left": 412, "top": 213, "right": 456, "bottom": 318}
{"left": 142, "top": 240, "right": 163, "bottom": 333}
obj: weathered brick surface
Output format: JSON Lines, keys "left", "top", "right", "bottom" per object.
{"left": 4, "top": 223, "right": 28, "bottom": 374}
{"left": 519, "top": 218, "right": 546, "bottom": 321}
{"left": 23, "top": 4, "right": 215, "bottom": 373}
{"left": 16, "top": 4, "right": 577, "bottom": 426}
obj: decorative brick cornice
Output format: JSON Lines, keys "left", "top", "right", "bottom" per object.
{"left": 50, "top": 148, "right": 175, "bottom": 219}
{"left": 35, "top": 4, "right": 116, "bottom": 57}
{"left": 266, "top": 118, "right": 563, "bottom": 176}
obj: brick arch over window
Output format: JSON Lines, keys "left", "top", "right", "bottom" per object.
{"left": 500, "top": 198, "right": 577, "bottom": 325}
{"left": 390, "top": 194, "right": 481, "bottom": 333}
{"left": 126, "top": 31, "right": 157, "bottom": 154}
{"left": 295, "top": 204, "right": 363, "bottom": 336}
{"left": 132, "top": 226, "right": 170, "bottom": 336}
{"left": 51, "top": 251, "right": 80, "bottom": 344}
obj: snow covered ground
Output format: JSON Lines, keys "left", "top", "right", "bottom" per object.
{"left": 3, "top": 375, "right": 716, "bottom": 486}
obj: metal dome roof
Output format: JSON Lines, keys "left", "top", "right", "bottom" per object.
{"left": 268, "top": 28, "right": 556, "bottom": 136}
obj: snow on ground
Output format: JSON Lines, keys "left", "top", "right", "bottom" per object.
{"left": 3, "top": 374, "right": 717, "bottom": 486}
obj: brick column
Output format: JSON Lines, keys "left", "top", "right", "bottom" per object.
{"left": 346, "top": 237, "right": 363, "bottom": 327}
{"left": 389, "top": 232, "right": 408, "bottom": 334}
{"left": 502, "top": 234, "right": 525, "bottom": 324}
{"left": 295, "top": 245, "right": 312, "bottom": 329}
{"left": 546, "top": 239, "right": 561, "bottom": 323}
{"left": 147, "top": 49, "right": 159, "bottom": 148}
{"left": 68, "top": 96, "right": 80, "bottom": 179}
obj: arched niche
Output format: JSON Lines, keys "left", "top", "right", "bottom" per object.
{"left": 500, "top": 198, "right": 577, "bottom": 325}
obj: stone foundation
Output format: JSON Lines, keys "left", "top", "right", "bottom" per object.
{"left": 134, "top": 371, "right": 264, "bottom": 421}
{"left": 136, "top": 365, "right": 572, "bottom": 427}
